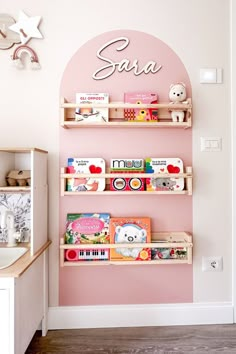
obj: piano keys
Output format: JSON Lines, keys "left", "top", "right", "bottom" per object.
{"left": 65, "top": 248, "right": 110, "bottom": 261}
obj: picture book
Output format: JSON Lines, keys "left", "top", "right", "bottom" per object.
{"left": 110, "top": 217, "right": 151, "bottom": 261}
{"left": 145, "top": 157, "right": 184, "bottom": 191}
{"left": 151, "top": 247, "right": 188, "bottom": 260}
{"left": 75, "top": 93, "right": 109, "bottom": 122}
{"left": 65, "top": 213, "right": 110, "bottom": 244}
{"left": 110, "top": 158, "right": 144, "bottom": 171}
{"left": 66, "top": 157, "right": 106, "bottom": 192}
{"left": 110, "top": 158, "right": 145, "bottom": 191}
{"left": 124, "top": 92, "right": 158, "bottom": 122}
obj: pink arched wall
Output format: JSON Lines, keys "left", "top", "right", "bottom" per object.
{"left": 59, "top": 30, "right": 192, "bottom": 306}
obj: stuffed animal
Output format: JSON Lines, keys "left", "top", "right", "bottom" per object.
{"left": 115, "top": 224, "right": 147, "bottom": 259}
{"left": 169, "top": 83, "right": 188, "bottom": 122}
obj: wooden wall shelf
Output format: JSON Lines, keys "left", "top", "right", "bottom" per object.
{"left": 59, "top": 94, "right": 193, "bottom": 268}
{"left": 0, "top": 186, "right": 31, "bottom": 193}
{"left": 60, "top": 232, "right": 193, "bottom": 266}
{"left": 60, "top": 167, "right": 193, "bottom": 196}
{"left": 60, "top": 97, "right": 192, "bottom": 129}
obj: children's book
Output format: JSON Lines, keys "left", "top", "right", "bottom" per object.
{"left": 110, "top": 158, "right": 145, "bottom": 191}
{"left": 75, "top": 93, "right": 109, "bottom": 122}
{"left": 66, "top": 157, "right": 106, "bottom": 192}
{"left": 65, "top": 213, "right": 110, "bottom": 244}
{"left": 124, "top": 92, "right": 158, "bottom": 122}
{"left": 145, "top": 158, "right": 184, "bottom": 191}
{"left": 110, "top": 217, "right": 151, "bottom": 261}
{"left": 110, "top": 158, "right": 144, "bottom": 171}
{"left": 151, "top": 247, "right": 188, "bottom": 260}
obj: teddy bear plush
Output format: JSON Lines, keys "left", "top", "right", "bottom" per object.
{"left": 169, "top": 82, "right": 188, "bottom": 122}
{"left": 115, "top": 224, "right": 147, "bottom": 259}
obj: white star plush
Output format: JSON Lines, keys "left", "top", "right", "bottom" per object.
{"left": 8, "top": 10, "right": 43, "bottom": 44}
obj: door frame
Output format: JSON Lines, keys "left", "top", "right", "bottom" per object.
{"left": 231, "top": 0, "right": 236, "bottom": 322}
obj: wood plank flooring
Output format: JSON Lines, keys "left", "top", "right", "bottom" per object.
{"left": 25, "top": 324, "right": 236, "bottom": 354}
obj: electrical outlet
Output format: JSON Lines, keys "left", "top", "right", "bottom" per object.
{"left": 202, "top": 256, "right": 223, "bottom": 272}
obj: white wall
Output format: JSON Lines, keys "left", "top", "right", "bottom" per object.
{"left": 0, "top": 0, "right": 231, "bottom": 306}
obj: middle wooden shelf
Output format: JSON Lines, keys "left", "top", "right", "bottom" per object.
{"left": 60, "top": 166, "right": 193, "bottom": 196}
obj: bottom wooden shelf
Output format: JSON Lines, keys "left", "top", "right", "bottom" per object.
{"left": 60, "top": 232, "right": 193, "bottom": 266}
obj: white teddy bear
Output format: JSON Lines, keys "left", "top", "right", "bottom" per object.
{"left": 115, "top": 224, "right": 147, "bottom": 259}
{"left": 169, "top": 82, "right": 188, "bottom": 122}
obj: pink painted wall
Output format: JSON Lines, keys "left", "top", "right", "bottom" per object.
{"left": 59, "top": 29, "right": 192, "bottom": 306}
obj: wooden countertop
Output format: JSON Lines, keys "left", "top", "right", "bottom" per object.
{"left": 0, "top": 240, "right": 51, "bottom": 278}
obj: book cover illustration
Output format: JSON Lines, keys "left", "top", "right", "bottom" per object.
{"left": 110, "top": 158, "right": 145, "bottom": 191}
{"left": 124, "top": 92, "right": 158, "bottom": 122}
{"left": 65, "top": 213, "right": 110, "bottom": 244}
{"left": 75, "top": 93, "right": 109, "bottom": 122}
{"left": 145, "top": 158, "right": 184, "bottom": 191}
{"left": 110, "top": 217, "right": 151, "bottom": 261}
{"left": 151, "top": 247, "right": 188, "bottom": 260}
{"left": 66, "top": 157, "right": 106, "bottom": 192}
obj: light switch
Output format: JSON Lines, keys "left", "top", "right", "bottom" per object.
{"left": 201, "top": 137, "right": 222, "bottom": 152}
{"left": 210, "top": 140, "right": 219, "bottom": 149}
{"left": 204, "top": 140, "right": 211, "bottom": 148}
{"left": 200, "top": 68, "right": 223, "bottom": 84}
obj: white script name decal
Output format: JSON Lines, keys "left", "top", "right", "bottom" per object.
{"left": 92, "top": 37, "right": 162, "bottom": 80}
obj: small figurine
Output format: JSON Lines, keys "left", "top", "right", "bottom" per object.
{"left": 169, "top": 82, "right": 188, "bottom": 122}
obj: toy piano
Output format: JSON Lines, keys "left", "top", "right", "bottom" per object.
{"left": 65, "top": 248, "right": 110, "bottom": 261}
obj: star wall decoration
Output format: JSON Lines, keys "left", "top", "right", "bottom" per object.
{"left": 8, "top": 10, "right": 43, "bottom": 45}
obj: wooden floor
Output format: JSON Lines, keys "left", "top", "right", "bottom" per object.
{"left": 25, "top": 324, "right": 236, "bottom": 354}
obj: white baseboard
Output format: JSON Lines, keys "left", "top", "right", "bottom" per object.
{"left": 48, "top": 302, "right": 234, "bottom": 329}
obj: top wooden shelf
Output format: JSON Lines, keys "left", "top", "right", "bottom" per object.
{"left": 0, "top": 148, "right": 48, "bottom": 154}
{"left": 60, "top": 97, "right": 192, "bottom": 129}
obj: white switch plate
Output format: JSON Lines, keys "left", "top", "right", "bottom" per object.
{"left": 200, "top": 68, "right": 223, "bottom": 84}
{"left": 200, "top": 68, "right": 217, "bottom": 83}
{"left": 201, "top": 137, "right": 222, "bottom": 152}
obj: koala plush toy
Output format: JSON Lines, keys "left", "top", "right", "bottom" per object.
{"left": 169, "top": 82, "right": 188, "bottom": 122}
